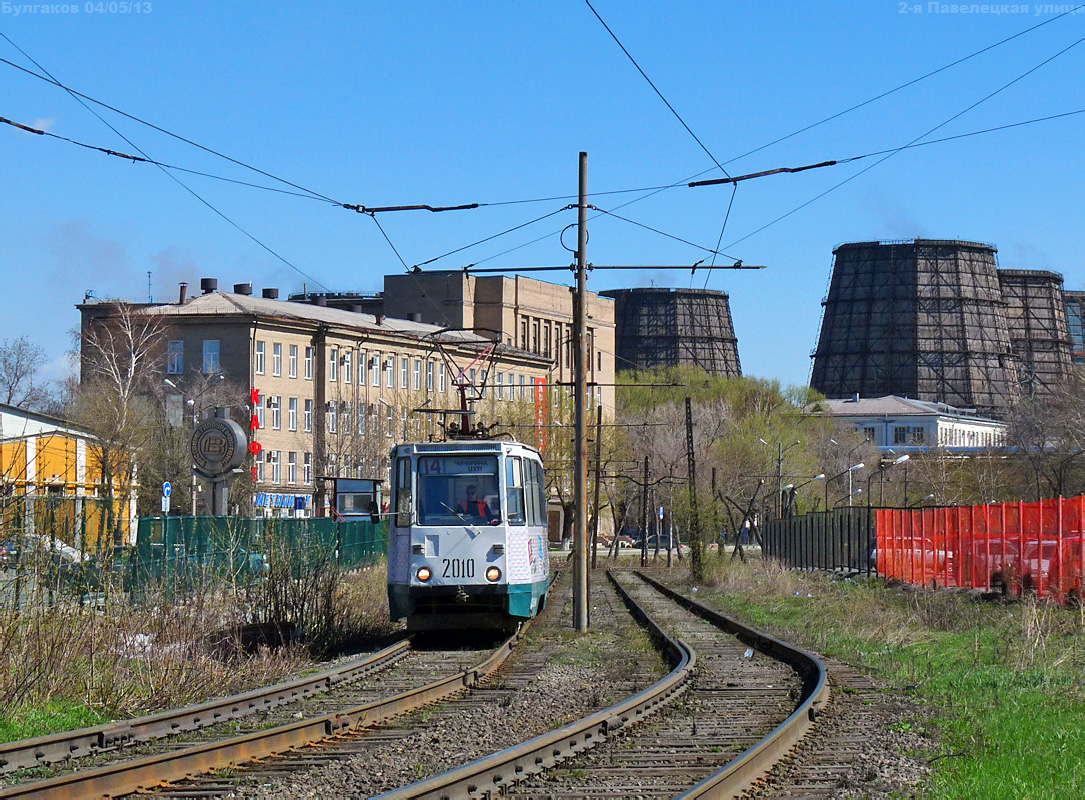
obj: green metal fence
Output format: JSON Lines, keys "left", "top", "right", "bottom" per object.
{"left": 131, "top": 516, "right": 387, "bottom": 591}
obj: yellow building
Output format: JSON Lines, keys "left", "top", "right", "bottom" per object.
{"left": 0, "top": 403, "right": 138, "bottom": 549}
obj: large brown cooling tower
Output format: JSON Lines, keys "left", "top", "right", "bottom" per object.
{"left": 600, "top": 288, "right": 741, "bottom": 375}
{"left": 810, "top": 239, "right": 1018, "bottom": 416}
{"left": 998, "top": 269, "right": 1073, "bottom": 402}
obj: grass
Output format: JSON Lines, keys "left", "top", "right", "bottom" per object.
{"left": 0, "top": 699, "right": 107, "bottom": 742}
{"left": 666, "top": 556, "right": 1085, "bottom": 799}
{"left": 0, "top": 563, "right": 397, "bottom": 746}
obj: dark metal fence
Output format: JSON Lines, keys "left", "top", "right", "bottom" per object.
{"left": 762, "top": 507, "right": 877, "bottom": 575}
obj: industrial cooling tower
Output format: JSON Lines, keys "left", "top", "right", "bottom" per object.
{"left": 997, "top": 269, "right": 1073, "bottom": 401}
{"left": 810, "top": 239, "right": 1018, "bottom": 416}
{"left": 600, "top": 288, "right": 741, "bottom": 375}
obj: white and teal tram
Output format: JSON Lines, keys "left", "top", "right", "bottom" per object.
{"left": 387, "top": 440, "right": 552, "bottom": 631}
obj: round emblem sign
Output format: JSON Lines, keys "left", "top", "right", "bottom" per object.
{"left": 189, "top": 417, "right": 247, "bottom": 478}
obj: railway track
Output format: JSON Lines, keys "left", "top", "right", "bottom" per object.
{"left": 2, "top": 570, "right": 833, "bottom": 798}
{"left": 0, "top": 631, "right": 520, "bottom": 798}
{"left": 0, "top": 637, "right": 411, "bottom": 775}
{"left": 382, "top": 570, "right": 829, "bottom": 799}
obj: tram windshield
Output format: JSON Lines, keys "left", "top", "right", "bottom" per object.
{"left": 417, "top": 455, "right": 501, "bottom": 525}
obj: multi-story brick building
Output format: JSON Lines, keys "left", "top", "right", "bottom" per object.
{"left": 292, "top": 271, "right": 617, "bottom": 413}
{"left": 79, "top": 280, "right": 551, "bottom": 517}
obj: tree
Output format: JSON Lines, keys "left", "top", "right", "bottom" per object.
{"left": 73, "top": 302, "right": 165, "bottom": 552}
{"left": 1005, "top": 371, "right": 1085, "bottom": 500}
{"left": 0, "top": 335, "right": 49, "bottom": 409}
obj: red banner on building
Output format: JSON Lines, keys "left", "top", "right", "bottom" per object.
{"left": 534, "top": 377, "right": 548, "bottom": 451}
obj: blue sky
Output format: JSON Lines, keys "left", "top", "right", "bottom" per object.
{"left": 2, "top": 1, "right": 1083, "bottom": 387}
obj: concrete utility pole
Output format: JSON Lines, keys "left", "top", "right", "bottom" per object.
{"left": 574, "top": 151, "right": 589, "bottom": 633}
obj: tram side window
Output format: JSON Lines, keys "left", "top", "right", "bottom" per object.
{"left": 506, "top": 457, "right": 525, "bottom": 525}
{"left": 533, "top": 460, "right": 547, "bottom": 526}
{"left": 395, "top": 457, "right": 412, "bottom": 527}
{"left": 523, "top": 459, "right": 538, "bottom": 526}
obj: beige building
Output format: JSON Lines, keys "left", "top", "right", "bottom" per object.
{"left": 80, "top": 282, "right": 552, "bottom": 517}
{"left": 373, "top": 272, "right": 616, "bottom": 413}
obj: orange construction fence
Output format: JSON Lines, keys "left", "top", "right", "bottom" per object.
{"left": 877, "top": 496, "right": 1085, "bottom": 603}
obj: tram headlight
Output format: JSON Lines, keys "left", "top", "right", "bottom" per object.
{"left": 416, "top": 566, "right": 432, "bottom": 582}
{"left": 486, "top": 566, "right": 502, "bottom": 582}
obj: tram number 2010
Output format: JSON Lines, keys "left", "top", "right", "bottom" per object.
{"left": 442, "top": 558, "right": 475, "bottom": 579}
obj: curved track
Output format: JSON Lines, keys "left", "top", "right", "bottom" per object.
{"left": 383, "top": 570, "right": 829, "bottom": 799}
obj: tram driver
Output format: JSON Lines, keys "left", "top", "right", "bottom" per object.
{"left": 458, "top": 484, "right": 496, "bottom": 523}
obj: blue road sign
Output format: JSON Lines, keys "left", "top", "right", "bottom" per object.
{"left": 163, "top": 481, "right": 172, "bottom": 498}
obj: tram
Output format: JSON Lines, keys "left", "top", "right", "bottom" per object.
{"left": 386, "top": 439, "right": 551, "bottom": 631}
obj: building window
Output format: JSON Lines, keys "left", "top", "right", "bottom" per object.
{"left": 329, "top": 401, "right": 338, "bottom": 434}
{"left": 426, "top": 361, "right": 434, "bottom": 391}
{"left": 532, "top": 319, "right": 540, "bottom": 353}
{"left": 497, "top": 372, "right": 504, "bottom": 400}
{"left": 386, "top": 404, "right": 395, "bottom": 437}
{"left": 329, "top": 348, "right": 339, "bottom": 382}
{"left": 401, "top": 357, "right": 409, "bottom": 389}
{"left": 371, "top": 354, "right": 380, "bottom": 387}
{"left": 269, "top": 450, "right": 281, "bottom": 484}
{"left": 863, "top": 426, "right": 876, "bottom": 442}
{"left": 304, "top": 399, "right": 312, "bottom": 432}
{"left": 598, "top": 351, "right": 602, "bottom": 372}
{"left": 343, "top": 350, "right": 352, "bottom": 384}
{"left": 438, "top": 364, "right": 446, "bottom": 393}
{"left": 255, "top": 398, "right": 265, "bottom": 430}
{"left": 519, "top": 374, "right": 526, "bottom": 400}
{"left": 358, "top": 404, "right": 366, "bottom": 435}
{"left": 303, "top": 452, "right": 312, "bottom": 484}
{"left": 289, "top": 344, "right": 298, "bottom": 378}
{"left": 386, "top": 357, "right": 394, "bottom": 388}
{"left": 520, "top": 317, "right": 529, "bottom": 350}
{"left": 304, "top": 346, "right": 313, "bottom": 379}
{"left": 893, "top": 426, "right": 907, "bottom": 445}
{"left": 270, "top": 395, "right": 281, "bottom": 430}
{"left": 543, "top": 321, "right": 551, "bottom": 358}
{"left": 255, "top": 341, "right": 265, "bottom": 375}
{"left": 202, "top": 340, "right": 220, "bottom": 374}
{"left": 565, "top": 325, "right": 572, "bottom": 368}
{"left": 413, "top": 359, "right": 422, "bottom": 390}
{"left": 288, "top": 397, "right": 297, "bottom": 431}
{"left": 167, "top": 340, "right": 183, "bottom": 374}
{"left": 288, "top": 452, "right": 297, "bottom": 485}
{"left": 256, "top": 453, "right": 265, "bottom": 483}
{"left": 272, "top": 343, "right": 282, "bottom": 376}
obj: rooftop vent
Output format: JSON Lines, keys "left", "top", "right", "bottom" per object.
{"left": 178, "top": 282, "right": 188, "bottom": 304}
{"left": 262, "top": 288, "right": 279, "bottom": 300}
{"left": 200, "top": 277, "right": 218, "bottom": 294}
{"left": 233, "top": 283, "right": 253, "bottom": 296}
{"left": 313, "top": 296, "right": 327, "bottom": 307}
{"left": 409, "top": 312, "right": 422, "bottom": 323}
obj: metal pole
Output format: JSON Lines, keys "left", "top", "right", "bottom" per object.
{"left": 777, "top": 442, "right": 783, "bottom": 518}
{"left": 641, "top": 456, "right": 649, "bottom": 568}
{"left": 573, "top": 152, "right": 589, "bottom": 632}
{"left": 591, "top": 404, "right": 602, "bottom": 570}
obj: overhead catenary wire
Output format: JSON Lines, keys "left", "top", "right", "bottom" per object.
{"left": 718, "top": 33, "right": 1085, "bottom": 253}
{"left": 585, "top": 0, "right": 731, "bottom": 180}
{"left": 1, "top": 35, "right": 334, "bottom": 292}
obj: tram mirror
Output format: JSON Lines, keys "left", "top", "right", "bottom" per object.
{"left": 368, "top": 500, "right": 380, "bottom": 525}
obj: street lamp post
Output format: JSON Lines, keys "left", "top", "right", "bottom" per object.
{"left": 909, "top": 493, "right": 936, "bottom": 508}
{"left": 164, "top": 375, "right": 225, "bottom": 515}
{"left": 834, "top": 488, "right": 862, "bottom": 507}
{"left": 867, "top": 454, "right": 910, "bottom": 507}
{"left": 825, "top": 463, "right": 864, "bottom": 510}
{"left": 761, "top": 438, "right": 801, "bottom": 518}
{"left": 781, "top": 473, "right": 825, "bottom": 517}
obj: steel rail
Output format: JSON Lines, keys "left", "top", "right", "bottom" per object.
{"left": 0, "top": 637, "right": 411, "bottom": 774}
{"left": 374, "top": 570, "right": 696, "bottom": 800}
{"left": 0, "top": 628, "right": 526, "bottom": 799}
{"left": 634, "top": 572, "right": 831, "bottom": 799}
